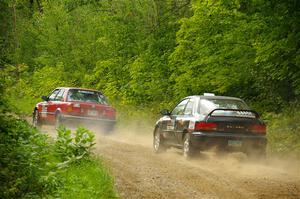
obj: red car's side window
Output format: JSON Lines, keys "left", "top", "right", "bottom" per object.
{"left": 54, "top": 89, "right": 65, "bottom": 101}
{"left": 48, "top": 89, "right": 60, "bottom": 101}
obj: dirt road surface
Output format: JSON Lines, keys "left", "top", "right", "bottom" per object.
{"left": 95, "top": 130, "right": 300, "bottom": 199}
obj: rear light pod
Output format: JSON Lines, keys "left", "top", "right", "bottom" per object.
{"left": 250, "top": 124, "right": 266, "bottom": 134}
{"left": 195, "top": 122, "right": 217, "bottom": 131}
{"left": 190, "top": 121, "right": 218, "bottom": 131}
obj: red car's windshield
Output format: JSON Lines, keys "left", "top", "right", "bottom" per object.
{"left": 67, "top": 89, "right": 108, "bottom": 105}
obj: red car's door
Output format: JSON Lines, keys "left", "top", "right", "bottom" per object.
{"left": 41, "top": 89, "right": 66, "bottom": 123}
{"left": 47, "top": 89, "right": 66, "bottom": 122}
{"left": 39, "top": 89, "right": 59, "bottom": 122}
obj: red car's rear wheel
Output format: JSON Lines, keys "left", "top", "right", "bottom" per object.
{"left": 55, "top": 113, "right": 63, "bottom": 129}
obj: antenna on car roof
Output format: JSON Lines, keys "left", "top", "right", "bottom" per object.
{"left": 203, "top": 93, "right": 215, "bottom": 96}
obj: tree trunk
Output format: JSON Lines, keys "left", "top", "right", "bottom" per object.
{"left": 12, "top": 1, "right": 18, "bottom": 49}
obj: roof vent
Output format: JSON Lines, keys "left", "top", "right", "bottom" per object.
{"left": 203, "top": 93, "right": 215, "bottom": 96}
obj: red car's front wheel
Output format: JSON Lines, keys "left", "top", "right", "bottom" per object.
{"left": 55, "top": 113, "right": 62, "bottom": 129}
{"left": 32, "top": 109, "right": 41, "bottom": 128}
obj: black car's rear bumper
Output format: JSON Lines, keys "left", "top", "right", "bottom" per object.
{"left": 191, "top": 131, "right": 267, "bottom": 150}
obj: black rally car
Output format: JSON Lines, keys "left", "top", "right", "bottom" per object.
{"left": 153, "top": 94, "right": 267, "bottom": 158}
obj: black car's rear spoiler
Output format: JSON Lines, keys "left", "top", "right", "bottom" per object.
{"left": 206, "top": 109, "right": 260, "bottom": 120}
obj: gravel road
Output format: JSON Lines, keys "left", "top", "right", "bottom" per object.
{"left": 95, "top": 131, "right": 300, "bottom": 199}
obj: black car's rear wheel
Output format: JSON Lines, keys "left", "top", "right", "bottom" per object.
{"left": 153, "top": 128, "right": 166, "bottom": 153}
{"left": 32, "top": 109, "right": 41, "bottom": 128}
{"left": 183, "top": 134, "right": 196, "bottom": 159}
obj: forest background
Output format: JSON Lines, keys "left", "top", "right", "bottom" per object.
{"left": 1, "top": 0, "right": 300, "bottom": 155}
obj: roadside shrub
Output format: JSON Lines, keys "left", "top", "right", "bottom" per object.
{"left": 55, "top": 126, "right": 95, "bottom": 165}
{"left": 53, "top": 127, "right": 117, "bottom": 198}
{"left": 0, "top": 113, "right": 114, "bottom": 198}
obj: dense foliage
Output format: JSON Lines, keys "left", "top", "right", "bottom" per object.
{"left": 1, "top": 0, "right": 299, "bottom": 153}
{"left": 1, "top": 0, "right": 299, "bottom": 111}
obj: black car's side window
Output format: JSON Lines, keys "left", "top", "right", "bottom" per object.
{"left": 48, "top": 89, "right": 60, "bottom": 101}
{"left": 171, "top": 99, "right": 189, "bottom": 115}
{"left": 184, "top": 99, "right": 194, "bottom": 115}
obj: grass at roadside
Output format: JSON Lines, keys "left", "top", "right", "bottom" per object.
{"left": 57, "top": 159, "right": 118, "bottom": 199}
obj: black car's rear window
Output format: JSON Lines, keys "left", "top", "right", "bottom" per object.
{"left": 67, "top": 89, "right": 108, "bottom": 104}
{"left": 199, "top": 99, "right": 250, "bottom": 116}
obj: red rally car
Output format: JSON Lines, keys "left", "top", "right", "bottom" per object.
{"left": 32, "top": 87, "right": 116, "bottom": 132}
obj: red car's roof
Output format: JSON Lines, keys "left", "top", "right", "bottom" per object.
{"left": 57, "top": 87, "right": 101, "bottom": 92}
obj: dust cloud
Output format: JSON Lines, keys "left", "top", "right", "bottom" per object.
{"left": 94, "top": 120, "right": 300, "bottom": 181}
{"left": 42, "top": 119, "right": 299, "bottom": 179}
{"left": 94, "top": 120, "right": 154, "bottom": 147}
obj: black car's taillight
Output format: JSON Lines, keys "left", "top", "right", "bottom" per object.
{"left": 194, "top": 122, "right": 217, "bottom": 131}
{"left": 250, "top": 124, "right": 266, "bottom": 134}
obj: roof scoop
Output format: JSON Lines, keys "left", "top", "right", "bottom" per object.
{"left": 203, "top": 93, "right": 215, "bottom": 96}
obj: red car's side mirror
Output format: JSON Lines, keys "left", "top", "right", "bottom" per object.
{"left": 41, "top": 96, "right": 49, "bottom": 101}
